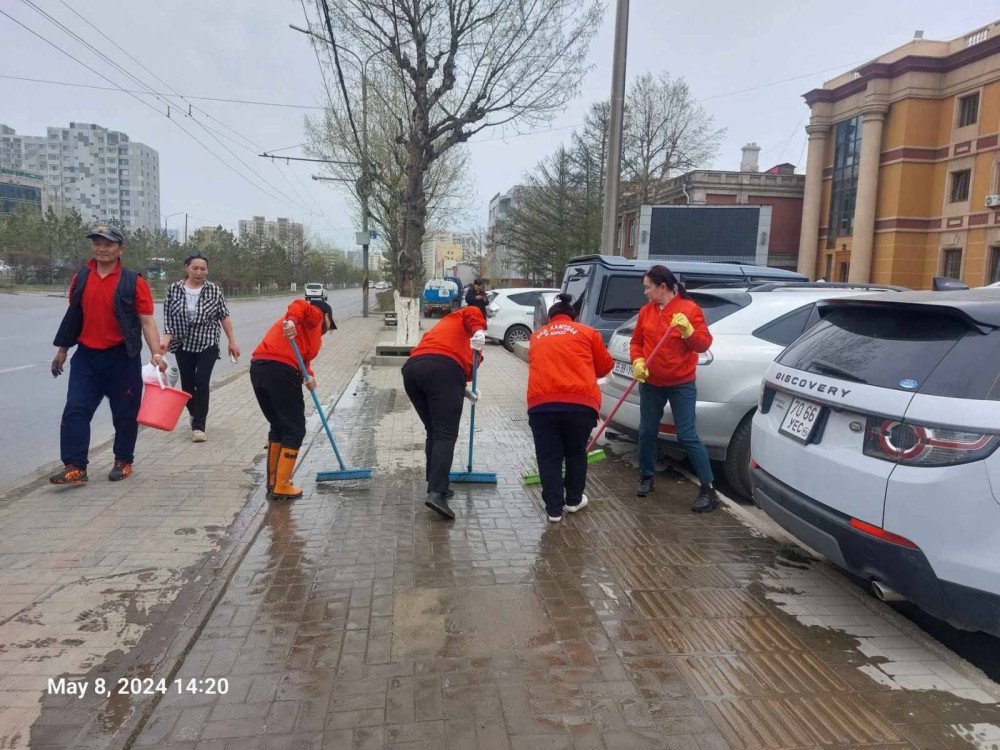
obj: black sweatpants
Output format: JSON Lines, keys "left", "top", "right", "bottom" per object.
{"left": 250, "top": 359, "right": 306, "bottom": 449}
{"left": 175, "top": 345, "right": 218, "bottom": 431}
{"left": 528, "top": 408, "right": 598, "bottom": 517}
{"left": 402, "top": 354, "right": 465, "bottom": 495}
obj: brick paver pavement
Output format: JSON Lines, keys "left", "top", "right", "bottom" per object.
{"left": 0, "top": 315, "right": 384, "bottom": 749}
{"left": 120, "top": 338, "right": 1000, "bottom": 750}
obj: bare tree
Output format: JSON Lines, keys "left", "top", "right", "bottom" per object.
{"left": 314, "top": 0, "right": 602, "bottom": 343}
{"left": 304, "top": 66, "right": 470, "bottom": 288}
{"left": 623, "top": 72, "right": 725, "bottom": 205}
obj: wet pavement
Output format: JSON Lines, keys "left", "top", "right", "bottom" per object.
{"left": 99, "top": 340, "right": 1000, "bottom": 750}
{"left": 0, "top": 316, "right": 385, "bottom": 749}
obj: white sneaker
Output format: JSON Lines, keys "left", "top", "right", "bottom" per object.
{"left": 192, "top": 430, "right": 207, "bottom": 443}
{"left": 565, "top": 494, "right": 589, "bottom": 513}
{"left": 547, "top": 514, "right": 562, "bottom": 523}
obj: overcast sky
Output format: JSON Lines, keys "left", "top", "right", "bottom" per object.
{"left": 1, "top": 1, "right": 995, "bottom": 249}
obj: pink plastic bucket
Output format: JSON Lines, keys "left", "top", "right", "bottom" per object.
{"left": 138, "top": 382, "right": 192, "bottom": 431}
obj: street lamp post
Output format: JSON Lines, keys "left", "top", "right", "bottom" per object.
{"left": 163, "top": 212, "right": 184, "bottom": 241}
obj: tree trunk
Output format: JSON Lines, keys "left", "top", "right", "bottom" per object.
{"left": 395, "top": 143, "right": 430, "bottom": 346}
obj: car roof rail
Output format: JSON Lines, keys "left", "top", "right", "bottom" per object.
{"left": 748, "top": 281, "right": 909, "bottom": 292}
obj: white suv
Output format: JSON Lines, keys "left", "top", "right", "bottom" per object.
{"left": 599, "top": 283, "right": 902, "bottom": 499}
{"left": 485, "top": 288, "right": 552, "bottom": 349}
{"left": 751, "top": 289, "right": 1000, "bottom": 635}
{"left": 304, "top": 282, "right": 327, "bottom": 301}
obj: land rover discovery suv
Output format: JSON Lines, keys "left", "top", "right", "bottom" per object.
{"left": 750, "top": 289, "right": 1000, "bottom": 634}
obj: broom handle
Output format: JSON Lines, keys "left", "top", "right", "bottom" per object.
{"left": 290, "top": 337, "right": 348, "bottom": 471}
{"left": 466, "top": 352, "right": 479, "bottom": 472}
{"left": 587, "top": 324, "right": 676, "bottom": 453}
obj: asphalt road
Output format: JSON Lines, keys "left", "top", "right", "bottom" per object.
{"left": 0, "top": 287, "right": 364, "bottom": 488}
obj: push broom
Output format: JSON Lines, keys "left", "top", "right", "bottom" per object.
{"left": 523, "top": 325, "right": 676, "bottom": 485}
{"left": 289, "top": 338, "right": 373, "bottom": 481}
{"left": 449, "top": 354, "right": 497, "bottom": 484}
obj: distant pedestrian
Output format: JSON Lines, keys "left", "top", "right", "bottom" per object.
{"left": 250, "top": 298, "right": 336, "bottom": 500}
{"left": 50, "top": 225, "right": 167, "bottom": 485}
{"left": 464, "top": 278, "right": 489, "bottom": 317}
{"left": 527, "top": 293, "right": 614, "bottom": 522}
{"left": 160, "top": 253, "right": 240, "bottom": 442}
{"left": 403, "top": 306, "right": 486, "bottom": 520}
{"left": 630, "top": 264, "right": 718, "bottom": 513}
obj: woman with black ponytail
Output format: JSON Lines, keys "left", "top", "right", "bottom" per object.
{"left": 526, "top": 293, "right": 614, "bottom": 522}
{"left": 629, "top": 265, "right": 718, "bottom": 513}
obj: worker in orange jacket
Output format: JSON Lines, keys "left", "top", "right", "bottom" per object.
{"left": 250, "top": 298, "right": 336, "bottom": 500}
{"left": 630, "top": 265, "right": 718, "bottom": 513}
{"left": 527, "top": 293, "right": 614, "bottom": 522}
{"left": 403, "top": 305, "right": 486, "bottom": 520}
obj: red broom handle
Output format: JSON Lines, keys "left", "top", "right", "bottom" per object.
{"left": 587, "top": 324, "right": 676, "bottom": 453}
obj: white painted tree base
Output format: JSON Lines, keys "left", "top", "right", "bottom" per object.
{"left": 394, "top": 292, "right": 422, "bottom": 347}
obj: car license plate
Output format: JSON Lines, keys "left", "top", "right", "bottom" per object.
{"left": 612, "top": 360, "right": 633, "bottom": 379}
{"left": 779, "top": 397, "right": 823, "bottom": 443}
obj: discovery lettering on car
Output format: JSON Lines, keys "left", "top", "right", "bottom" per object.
{"left": 773, "top": 370, "right": 852, "bottom": 399}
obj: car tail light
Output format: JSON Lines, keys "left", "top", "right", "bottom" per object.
{"left": 697, "top": 350, "right": 714, "bottom": 366}
{"left": 848, "top": 518, "right": 918, "bottom": 549}
{"left": 862, "top": 417, "right": 1000, "bottom": 467}
{"left": 486, "top": 305, "right": 498, "bottom": 318}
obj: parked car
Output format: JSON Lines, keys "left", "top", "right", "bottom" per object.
{"left": 304, "top": 282, "right": 327, "bottom": 301}
{"left": 750, "top": 289, "right": 1000, "bottom": 635}
{"left": 485, "top": 287, "right": 552, "bottom": 349}
{"left": 598, "top": 282, "right": 905, "bottom": 499}
{"left": 554, "top": 254, "right": 808, "bottom": 342}
{"left": 533, "top": 290, "right": 560, "bottom": 332}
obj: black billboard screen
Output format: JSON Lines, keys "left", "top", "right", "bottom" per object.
{"left": 648, "top": 206, "right": 760, "bottom": 258}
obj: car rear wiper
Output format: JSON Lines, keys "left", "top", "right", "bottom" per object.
{"left": 808, "top": 359, "right": 867, "bottom": 384}
{"left": 601, "top": 308, "right": 641, "bottom": 315}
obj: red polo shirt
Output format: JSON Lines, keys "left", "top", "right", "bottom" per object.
{"left": 68, "top": 259, "right": 154, "bottom": 350}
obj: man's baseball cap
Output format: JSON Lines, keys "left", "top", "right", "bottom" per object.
{"left": 87, "top": 225, "right": 125, "bottom": 244}
{"left": 309, "top": 298, "right": 337, "bottom": 330}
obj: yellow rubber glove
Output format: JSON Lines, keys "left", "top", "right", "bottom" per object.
{"left": 632, "top": 358, "right": 649, "bottom": 383}
{"left": 671, "top": 312, "right": 694, "bottom": 339}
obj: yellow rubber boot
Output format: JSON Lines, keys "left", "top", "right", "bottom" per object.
{"left": 271, "top": 447, "right": 304, "bottom": 500}
{"left": 266, "top": 441, "right": 281, "bottom": 495}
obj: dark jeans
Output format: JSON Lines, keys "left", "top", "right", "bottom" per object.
{"left": 175, "top": 345, "right": 218, "bottom": 431}
{"left": 528, "top": 409, "right": 597, "bottom": 517}
{"left": 250, "top": 359, "right": 306, "bottom": 449}
{"left": 402, "top": 355, "right": 465, "bottom": 495}
{"left": 60, "top": 344, "right": 142, "bottom": 468}
{"left": 638, "top": 380, "right": 714, "bottom": 485}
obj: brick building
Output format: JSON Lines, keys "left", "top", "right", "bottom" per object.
{"left": 798, "top": 20, "right": 1000, "bottom": 287}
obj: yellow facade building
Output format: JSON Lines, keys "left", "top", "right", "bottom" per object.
{"left": 798, "top": 21, "right": 1000, "bottom": 287}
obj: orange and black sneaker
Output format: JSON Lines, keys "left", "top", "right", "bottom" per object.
{"left": 49, "top": 464, "right": 88, "bottom": 485}
{"left": 108, "top": 459, "right": 133, "bottom": 482}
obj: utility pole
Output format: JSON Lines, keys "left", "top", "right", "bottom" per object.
{"left": 360, "top": 73, "right": 370, "bottom": 318}
{"left": 600, "top": 0, "right": 630, "bottom": 256}
{"left": 184, "top": 213, "right": 189, "bottom": 244}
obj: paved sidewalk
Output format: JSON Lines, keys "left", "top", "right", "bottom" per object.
{"left": 0, "top": 315, "right": 384, "bottom": 749}
{"left": 120, "top": 340, "right": 1000, "bottom": 750}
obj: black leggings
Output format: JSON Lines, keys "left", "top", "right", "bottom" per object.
{"left": 250, "top": 359, "right": 306, "bottom": 449}
{"left": 529, "top": 409, "right": 598, "bottom": 517}
{"left": 175, "top": 345, "right": 218, "bottom": 431}
{"left": 402, "top": 354, "right": 466, "bottom": 495}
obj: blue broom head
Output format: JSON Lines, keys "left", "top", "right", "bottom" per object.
{"left": 448, "top": 471, "right": 498, "bottom": 484}
{"left": 316, "top": 468, "right": 373, "bottom": 481}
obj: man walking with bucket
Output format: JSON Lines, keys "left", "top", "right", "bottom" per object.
{"left": 50, "top": 225, "right": 167, "bottom": 485}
